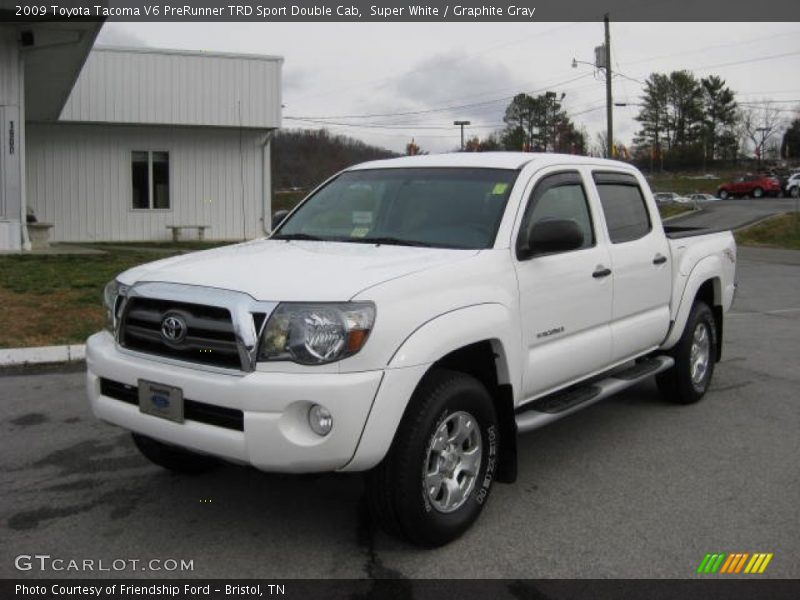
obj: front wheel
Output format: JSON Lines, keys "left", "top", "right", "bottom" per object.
{"left": 790, "top": 187, "right": 800, "bottom": 198}
{"left": 657, "top": 302, "right": 717, "bottom": 404}
{"left": 718, "top": 189, "right": 729, "bottom": 200}
{"left": 365, "top": 369, "right": 499, "bottom": 547}
{"left": 752, "top": 187, "right": 764, "bottom": 198}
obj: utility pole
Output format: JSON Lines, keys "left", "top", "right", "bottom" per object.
{"left": 604, "top": 14, "right": 613, "bottom": 159}
{"left": 454, "top": 120, "right": 471, "bottom": 151}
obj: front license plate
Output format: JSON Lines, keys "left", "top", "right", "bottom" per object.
{"left": 138, "top": 380, "right": 184, "bottom": 423}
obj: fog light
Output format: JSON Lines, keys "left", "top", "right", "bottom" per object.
{"left": 308, "top": 404, "right": 333, "bottom": 436}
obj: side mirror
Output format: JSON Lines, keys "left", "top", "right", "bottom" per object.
{"left": 522, "top": 218, "right": 584, "bottom": 258}
{"left": 271, "top": 209, "right": 290, "bottom": 231}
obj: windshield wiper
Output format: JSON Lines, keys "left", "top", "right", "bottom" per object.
{"left": 348, "top": 236, "right": 435, "bottom": 247}
{"left": 271, "top": 232, "right": 326, "bottom": 241}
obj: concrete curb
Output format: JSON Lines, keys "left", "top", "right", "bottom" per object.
{"left": 0, "top": 344, "right": 85, "bottom": 367}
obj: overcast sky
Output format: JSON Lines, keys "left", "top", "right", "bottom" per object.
{"left": 97, "top": 22, "right": 800, "bottom": 153}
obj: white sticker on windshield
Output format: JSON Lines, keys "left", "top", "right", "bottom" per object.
{"left": 352, "top": 211, "right": 373, "bottom": 225}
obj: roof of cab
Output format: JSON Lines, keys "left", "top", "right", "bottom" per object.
{"left": 347, "top": 152, "right": 632, "bottom": 171}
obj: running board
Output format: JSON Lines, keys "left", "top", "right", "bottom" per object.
{"left": 515, "top": 355, "right": 675, "bottom": 434}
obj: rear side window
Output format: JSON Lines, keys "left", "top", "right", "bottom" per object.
{"left": 593, "top": 172, "right": 651, "bottom": 243}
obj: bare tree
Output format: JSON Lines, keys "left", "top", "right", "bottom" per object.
{"left": 593, "top": 131, "right": 626, "bottom": 160}
{"left": 740, "top": 102, "right": 783, "bottom": 167}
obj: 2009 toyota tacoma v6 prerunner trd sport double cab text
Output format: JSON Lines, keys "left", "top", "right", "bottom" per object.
{"left": 86, "top": 153, "right": 736, "bottom": 546}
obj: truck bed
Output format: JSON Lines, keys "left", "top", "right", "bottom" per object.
{"left": 664, "top": 224, "right": 728, "bottom": 239}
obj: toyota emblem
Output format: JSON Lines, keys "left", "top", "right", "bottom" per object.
{"left": 160, "top": 314, "right": 187, "bottom": 344}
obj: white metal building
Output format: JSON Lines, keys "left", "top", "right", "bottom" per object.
{"left": 0, "top": 24, "right": 282, "bottom": 250}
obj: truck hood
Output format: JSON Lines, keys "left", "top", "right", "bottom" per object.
{"left": 118, "top": 239, "right": 480, "bottom": 301}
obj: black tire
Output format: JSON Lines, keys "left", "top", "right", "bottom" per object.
{"left": 657, "top": 302, "right": 717, "bottom": 404}
{"left": 752, "top": 187, "right": 764, "bottom": 198}
{"left": 791, "top": 187, "right": 800, "bottom": 199}
{"left": 365, "top": 368, "right": 499, "bottom": 547}
{"left": 718, "top": 189, "right": 729, "bottom": 200}
{"left": 132, "top": 433, "right": 218, "bottom": 474}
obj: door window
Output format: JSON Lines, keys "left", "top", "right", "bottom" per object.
{"left": 592, "top": 172, "right": 651, "bottom": 244}
{"left": 516, "top": 171, "right": 595, "bottom": 259}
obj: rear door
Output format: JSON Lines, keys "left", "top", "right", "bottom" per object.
{"left": 514, "top": 169, "right": 613, "bottom": 399}
{"left": 591, "top": 171, "right": 671, "bottom": 363}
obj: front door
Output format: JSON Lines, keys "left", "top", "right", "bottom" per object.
{"left": 514, "top": 169, "right": 613, "bottom": 401}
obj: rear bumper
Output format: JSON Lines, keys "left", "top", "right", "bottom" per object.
{"left": 86, "top": 332, "right": 385, "bottom": 472}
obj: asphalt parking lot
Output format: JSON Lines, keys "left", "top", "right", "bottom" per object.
{"left": 1, "top": 245, "right": 798, "bottom": 580}
{"left": 668, "top": 196, "right": 799, "bottom": 230}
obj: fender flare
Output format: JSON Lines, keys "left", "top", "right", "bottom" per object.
{"left": 341, "top": 303, "right": 521, "bottom": 472}
{"left": 661, "top": 255, "right": 721, "bottom": 351}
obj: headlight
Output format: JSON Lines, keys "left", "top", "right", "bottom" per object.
{"left": 258, "top": 302, "right": 375, "bottom": 365}
{"left": 103, "top": 279, "right": 128, "bottom": 334}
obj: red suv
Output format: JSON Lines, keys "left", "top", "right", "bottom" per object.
{"left": 717, "top": 175, "right": 781, "bottom": 199}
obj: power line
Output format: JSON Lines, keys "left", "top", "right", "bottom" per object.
{"left": 285, "top": 73, "right": 594, "bottom": 121}
{"left": 284, "top": 117, "right": 503, "bottom": 130}
{"left": 693, "top": 50, "right": 800, "bottom": 71}
{"left": 619, "top": 29, "right": 800, "bottom": 68}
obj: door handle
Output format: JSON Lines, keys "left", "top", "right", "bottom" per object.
{"left": 653, "top": 254, "right": 668, "bottom": 265}
{"left": 592, "top": 266, "right": 612, "bottom": 278}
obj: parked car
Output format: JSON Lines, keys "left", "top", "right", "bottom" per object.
{"left": 785, "top": 173, "right": 800, "bottom": 198}
{"left": 717, "top": 174, "right": 782, "bottom": 199}
{"left": 87, "top": 153, "right": 737, "bottom": 547}
{"left": 654, "top": 192, "right": 691, "bottom": 204}
{"left": 689, "top": 193, "right": 718, "bottom": 203}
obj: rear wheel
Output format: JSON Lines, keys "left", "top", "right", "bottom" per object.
{"left": 365, "top": 369, "right": 499, "bottom": 547}
{"left": 752, "top": 187, "right": 764, "bottom": 198}
{"left": 132, "top": 433, "right": 218, "bottom": 474}
{"left": 657, "top": 302, "right": 717, "bottom": 404}
{"left": 718, "top": 189, "right": 729, "bottom": 200}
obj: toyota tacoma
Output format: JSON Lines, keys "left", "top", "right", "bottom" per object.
{"left": 87, "top": 153, "right": 736, "bottom": 546}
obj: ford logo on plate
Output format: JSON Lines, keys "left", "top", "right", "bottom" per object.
{"left": 151, "top": 394, "right": 170, "bottom": 409}
{"left": 160, "top": 313, "right": 187, "bottom": 344}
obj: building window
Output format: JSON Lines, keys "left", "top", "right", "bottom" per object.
{"left": 131, "top": 151, "right": 170, "bottom": 210}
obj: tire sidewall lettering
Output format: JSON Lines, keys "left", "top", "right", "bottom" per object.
{"left": 475, "top": 424, "right": 497, "bottom": 506}
{"left": 421, "top": 408, "right": 451, "bottom": 513}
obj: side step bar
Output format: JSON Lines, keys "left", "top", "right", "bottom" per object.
{"left": 515, "top": 355, "right": 675, "bottom": 434}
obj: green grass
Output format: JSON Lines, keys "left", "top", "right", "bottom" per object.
{"left": 88, "top": 240, "right": 233, "bottom": 251}
{"left": 273, "top": 191, "right": 306, "bottom": 213}
{"left": 735, "top": 213, "right": 800, "bottom": 251}
{"left": 658, "top": 204, "right": 697, "bottom": 220}
{"left": 0, "top": 244, "right": 233, "bottom": 348}
{"left": 645, "top": 169, "right": 745, "bottom": 196}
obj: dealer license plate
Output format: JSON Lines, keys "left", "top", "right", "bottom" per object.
{"left": 138, "top": 380, "right": 184, "bottom": 423}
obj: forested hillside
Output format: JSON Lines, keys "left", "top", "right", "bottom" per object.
{"left": 273, "top": 129, "right": 398, "bottom": 190}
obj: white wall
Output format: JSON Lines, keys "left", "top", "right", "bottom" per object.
{"left": 26, "top": 122, "right": 271, "bottom": 242}
{"left": 0, "top": 29, "right": 20, "bottom": 107}
{"left": 0, "top": 27, "right": 23, "bottom": 250}
{"left": 60, "top": 47, "right": 282, "bottom": 129}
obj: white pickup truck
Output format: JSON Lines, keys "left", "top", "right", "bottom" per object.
{"left": 86, "top": 153, "right": 736, "bottom": 546}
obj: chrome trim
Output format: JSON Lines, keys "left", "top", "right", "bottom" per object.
{"left": 114, "top": 345, "right": 248, "bottom": 378}
{"left": 117, "top": 282, "right": 278, "bottom": 372}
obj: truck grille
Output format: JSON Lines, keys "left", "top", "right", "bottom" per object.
{"left": 119, "top": 297, "right": 242, "bottom": 370}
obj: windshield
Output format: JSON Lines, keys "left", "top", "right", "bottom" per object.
{"left": 273, "top": 167, "right": 519, "bottom": 249}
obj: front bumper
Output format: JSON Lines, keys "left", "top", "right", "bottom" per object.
{"left": 86, "top": 332, "right": 384, "bottom": 472}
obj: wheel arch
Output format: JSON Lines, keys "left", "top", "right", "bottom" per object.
{"left": 662, "top": 267, "right": 724, "bottom": 361}
{"left": 342, "top": 304, "right": 521, "bottom": 481}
